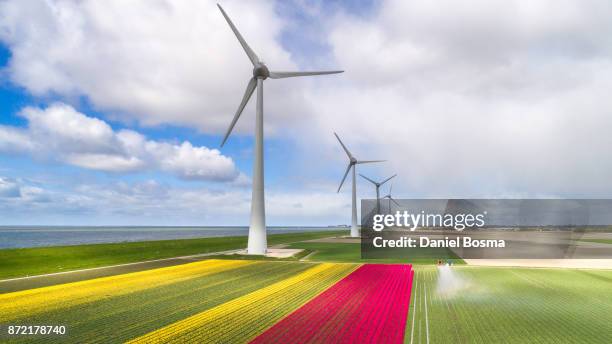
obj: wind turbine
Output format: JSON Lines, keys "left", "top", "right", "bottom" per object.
{"left": 382, "top": 184, "right": 400, "bottom": 213}
{"left": 218, "top": 4, "right": 343, "bottom": 254}
{"left": 335, "top": 132, "right": 384, "bottom": 237}
{"left": 360, "top": 174, "right": 396, "bottom": 213}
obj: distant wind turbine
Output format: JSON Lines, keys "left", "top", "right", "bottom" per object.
{"left": 218, "top": 4, "right": 343, "bottom": 254}
{"left": 382, "top": 184, "right": 400, "bottom": 213}
{"left": 335, "top": 132, "right": 384, "bottom": 237}
{"left": 360, "top": 173, "right": 396, "bottom": 213}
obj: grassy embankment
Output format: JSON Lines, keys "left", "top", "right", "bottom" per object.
{"left": 0, "top": 230, "right": 346, "bottom": 279}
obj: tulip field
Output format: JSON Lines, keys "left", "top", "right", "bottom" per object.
{"left": 251, "top": 264, "right": 414, "bottom": 343}
{"left": 1, "top": 257, "right": 611, "bottom": 343}
{"left": 1, "top": 260, "right": 415, "bottom": 343}
{"left": 127, "top": 263, "right": 361, "bottom": 343}
{"left": 0, "top": 259, "right": 252, "bottom": 322}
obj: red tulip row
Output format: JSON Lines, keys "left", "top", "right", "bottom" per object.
{"left": 250, "top": 264, "right": 414, "bottom": 344}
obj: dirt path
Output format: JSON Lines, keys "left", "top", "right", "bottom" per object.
{"left": 464, "top": 259, "right": 612, "bottom": 269}
{"left": 299, "top": 250, "right": 318, "bottom": 261}
{"left": 302, "top": 237, "right": 360, "bottom": 244}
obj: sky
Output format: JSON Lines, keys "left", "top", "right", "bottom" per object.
{"left": 1, "top": 0, "right": 612, "bottom": 226}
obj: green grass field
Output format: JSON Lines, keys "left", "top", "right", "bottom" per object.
{"left": 287, "top": 241, "right": 465, "bottom": 265}
{"left": 580, "top": 239, "right": 612, "bottom": 244}
{"left": 0, "top": 230, "right": 346, "bottom": 279}
{"left": 407, "top": 266, "right": 612, "bottom": 343}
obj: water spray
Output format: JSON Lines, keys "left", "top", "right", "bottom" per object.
{"left": 436, "top": 261, "right": 468, "bottom": 297}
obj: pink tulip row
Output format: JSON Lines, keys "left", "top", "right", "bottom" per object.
{"left": 250, "top": 264, "right": 414, "bottom": 344}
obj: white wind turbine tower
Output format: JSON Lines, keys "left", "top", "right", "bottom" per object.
{"left": 335, "top": 133, "right": 384, "bottom": 237}
{"left": 360, "top": 174, "right": 396, "bottom": 213}
{"left": 218, "top": 4, "right": 343, "bottom": 254}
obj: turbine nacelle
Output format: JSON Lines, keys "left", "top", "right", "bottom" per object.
{"left": 217, "top": 4, "right": 343, "bottom": 148}
{"left": 360, "top": 173, "right": 396, "bottom": 189}
{"left": 253, "top": 63, "right": 270, "bottom": 79}
{"left": 334, "top": 132, "right": 385, "bottom": 193}
{"left": 383, "top": 184, "right": 400, "bottom": 207}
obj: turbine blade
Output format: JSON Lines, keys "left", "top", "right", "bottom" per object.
{"left": 269, "top": 70, "right": 344, "bottom": 79}
{"left": 390, "top": 197, "right": 400, "bottom": 206}
{"left": 217, "top": 4, "right": 259, "bottom": 65}
{"left": 334, "top": 132, "right": 353, "bottom": 159}
{"left": 380, "top": 174, "right": 397, "bottom": 186}
{"left": 221, "top": 77, "right": 257, "bottom": 146}
{"left": 359, "top": 173, "right": 377, "bottom": 185}
{"left": 337, "top": 163, "right": 352, "bottom": 193}
{"left": 356, "top": 160, "right": 385, "bottom": 164}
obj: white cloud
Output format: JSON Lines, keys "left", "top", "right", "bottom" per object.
{"left": 22, "top": 103, "right": 117, "bottom": 153}
{"left": 0, "top": 177, "right": 21, "bottom": 198}
{"left": 149, "top": 141, "right": 242, "bottom": 181}
{"left": 0, "top": 177, "right": 51, "bottom": 204}
{"left": 0, "top": 0, "right": 307, "bottom": 135}
{"left": 2, "top": 0, "right": 612, "bottom": 202}
{"left": 301, "top": 0, "right": 612, "bottom": 197}
{"left": 63, "top": 154, "right": 145, "bottom": 173}
{"left": 0, "top": 177, "right": 348, "bottom": 226}
{"left": 0, "top": 126, "right": 34, "bottom": 152}
{"left": 0, "top": 103, "right": 241, "bottom": 181}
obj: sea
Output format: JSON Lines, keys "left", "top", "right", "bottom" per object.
{"left": 0, "top": 226, "right": 344, "bottom": 249}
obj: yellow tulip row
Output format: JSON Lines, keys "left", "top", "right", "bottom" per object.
{"left": 0, "top": 259, "right": 253, "bottom": 323}
{"left": 127, "top": 262, "right": 359, "bottom": 344}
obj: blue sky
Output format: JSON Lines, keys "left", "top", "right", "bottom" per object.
{"left": 0, "top": 0, "right": 370, "bottom": 188}
{"left": 1, "top": 0, "right": 612, "bottom": 225}
{"left": 0, "top": 0, "right": 372, "bottom": 226}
